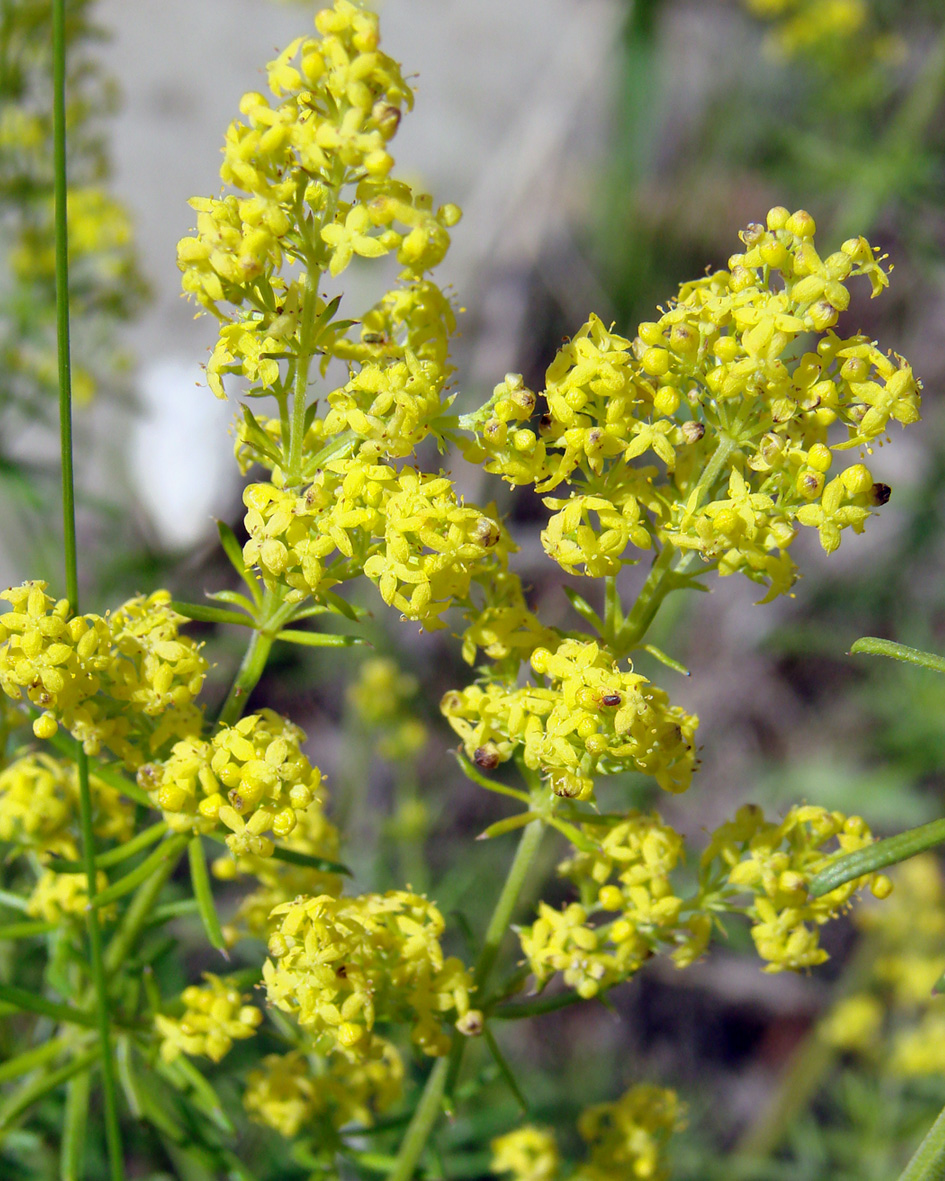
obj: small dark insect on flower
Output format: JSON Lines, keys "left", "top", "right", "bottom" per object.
{"left": 871, "top": 482, "right": 891, "bottom": 506}
{"left": 474, "top": 744, "right": 500, "bottom": 770}
{"left": 599, "top": 693, "right": 622, "bottom": 707}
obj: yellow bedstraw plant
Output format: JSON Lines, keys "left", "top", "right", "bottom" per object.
{"left": 0, "top": 2, "right": 925, "bottom": 1178}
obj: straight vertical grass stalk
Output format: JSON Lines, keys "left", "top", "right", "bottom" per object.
{"left": 53, "top": 1, "right": 124, "bottom": 1175}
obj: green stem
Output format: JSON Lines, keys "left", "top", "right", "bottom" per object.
{"left": 388, "top": 820, "right": 546, "bottom": 1181}
{"left": 53, "top": 2, "right": 123, "bottom": 1173}
{"left": 386, "top": 1057, "right": 450, "bottom": 1181}
{"left": 286, "top": 267, "right": 320, "bottom": 482}
{"left": 614, "top": 541, "right": 678, "bottom": 653}
{"left": 216, "top": 626, "right": 275, "bottom": 727}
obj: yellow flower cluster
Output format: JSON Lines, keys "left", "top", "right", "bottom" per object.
{"left": 491, "top": 1085, "right": 684, "bottom": 1181}
{"left": 519, "top": 813, "right": 707, "bottom": 999}
{"left": 442, "top": 639, "right": 698, "bottom": 798}
{"left": 703, "top": 803, "right": 888, "bottom": 972}
{"left": 491, "top": 1126, "right": 560, "bottom": 1181}
{"left": 816, "top": 857, "right": 945, "bottom": 1073}
{"left": 27, "top": 866, "right": 110, "bottom": 923}
{"left": 243, "top": 462, "right": 512, "bottom": 628}
{"left": 243, "top": 1037, "right": 403, "bottom": 1137}
{"left": 461, "top": 211, "right": 919, "bottom": 601}
{"left": 263, "top": 890, "right": 474, "bottom": 1058}
{"left": 214, "top": 798, "right": 343, "bottom": 943}
{"left": 574, "top": 1084, "right": 684, "bottom": 1181}
{"left": 0, "top": 752, "right": 133, "bottom": 862}
{"left": 155, "top": 974, "right": 262, "bottom": 1064}
{"left": 141, "top": 708, "right": 325, "bottom": 859}
{"left": 742, "top": 0, "right": 897, "bottom": 65}
{"left": 347, "top": 657, "right": 427, "bottom": 761}
{"left": 0, "top": 583, "right": 206, "bottom": 763}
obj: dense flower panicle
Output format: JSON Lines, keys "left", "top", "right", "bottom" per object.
{"left": 243, "top": 463, "right": 512, "bottom": 628}
{"left": 574, "top": 1085, "right": 684, "bottom": 1181}
{"left": 155, "top": 974, "right": 262, "bottom": 1064}
{"left": 141, "top": 709, "right": 325, "bottom": 859}
{"left": 0, "top": 752, "right": 134, "bottom": 862}
{"left": 178, "top": 0, "right": 462, "bottom": 479}
{"left": 243, "top": 1038, "right": 404, "bottom": 1137}
{"left": 519, "top": 813, "right": 707, "bottom": 998}
{"left": 263, "top": 890, "right": 474, "bottom": 1058}
{"left": 704, "top": 803, "right": 886, "bottom": 972}
{"left": 0, "top": 582, "right": 206, "bottom": 763}
{"left": 442, "top": 639, "right": 698, "bottom": 798}
{"left": 491, "top": 1126, "right": 561, "bottom": 1181}
{"left": 460, "top": 212, "right": 919, "bottom": 601}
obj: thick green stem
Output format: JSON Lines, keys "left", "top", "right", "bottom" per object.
{"left": 386, "top": 1057, "right": 450, "bottom": 1181}
{"left": 217, "top": 626, "right": 275, "bottom": 727}
{"left": 53, "top": 2, "right": 123, "bottom": 1173}
{"left": 473, "top": 818, "right": 545, "bottom": 993}
{"left": 286, "top": 267, "right": 320, "bottom": 482}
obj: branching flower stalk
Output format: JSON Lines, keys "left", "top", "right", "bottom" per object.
{"left": 0, "top": 2, "right": 928, "bottom": 1178}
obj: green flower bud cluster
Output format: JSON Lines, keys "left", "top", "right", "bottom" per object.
{"left": 442, "top": 640, "right": 699, "bottom": 799}
{"left": 0, "top": 582, "right": 207, "bottom": 763}
{"left": 154, "top": 974, "right": 262, "bottom": 1064}
{"left": 263, "top": 890, "right": 474, "bottom": 1058}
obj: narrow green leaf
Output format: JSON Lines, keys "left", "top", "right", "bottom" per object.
{"left": 115, "top": 1036, "right": 143, "bottom": 1119}
{"left": 851, "top": 636, "right": 945, "bottom": 675}
{"left": 563, "top": 586, "right": 603, "bottom": 632}
{"left": 0, "top": 1035, "right": 70, "bottom": 1085}
{"left": 159, "top": 1054, "right": 235, "bottom": 1135}
{"left": 454, "top": 752, "right": 531, "bottom": 803}
{"left": 216, "top": 519, "right": 247, "bottom": 577}
{"left": 320, "top": 590, "right": 364, "bottom": 623}
{"left": 188, "top": 837, "right": 228, "bottom": 955}
{"left": 0, "top": 920, "right": 57, "bottom": 939}
{"left": 276, "top": 628, "right": 365, "bottom": 648}
{"left": 491, "top": 991, "right": 586, "bottom": 1020}
{"left": 643, "top": 643, "right": 690, "bottom": 676}
{"left": 301, "top": 429, "right": 357, "bottom": 476}
{"left": 206, "top": 590, "right": 258, "bottom": 614}
{"left": 482, "top": 1025, "right": 529, "bottom": 1114}
{"left": 169, "top": 601, "right": 253, "bottom": 628}
{"left": 92, "top": 834, "right": 190, "bottom": 910}
{"left": 0, "top": 1046, "right": 100, "bottom": 1131}
{"left": 0, "top": 889, "right": 28, "bottom": 913}
{"left": 897, "top": 1103, "right": 945, "bottom": 1181}
{"left": 147, "top": 898, "right": 200, "bottom": 926}
{"left": 477, "top": 812, "right": 539, "bottom": 840}
{"left": 48, "top": 820, "right": 168, "bottom": 874}
{"left": 546, "top": 816, "right": 597, "bottom": 853}
{"left": 0, "top": 983, "right": 97, "bottom": 1028}
{"left": 62, "top": 1069, "right": 90, "bottom": 1181}
{"left": 809, "top": 817, "right": 945, "bottom": 898}
{"left": 241, "top": 405, "right": 282, "bottom": 464}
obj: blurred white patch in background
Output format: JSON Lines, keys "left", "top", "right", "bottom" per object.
{"left": 130, "top": 358, "right": 237, "bottom": 550}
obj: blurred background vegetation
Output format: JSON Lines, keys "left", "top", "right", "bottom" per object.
{"left": 3, "top": 0, "right": 945, "bottom": 1176}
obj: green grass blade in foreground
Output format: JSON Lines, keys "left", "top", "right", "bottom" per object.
{"left": 809, "top": 817, "right": 945, "bottom": 897}
{"left": 898, "top": 1103, "right": 945, "bottom": 1181}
